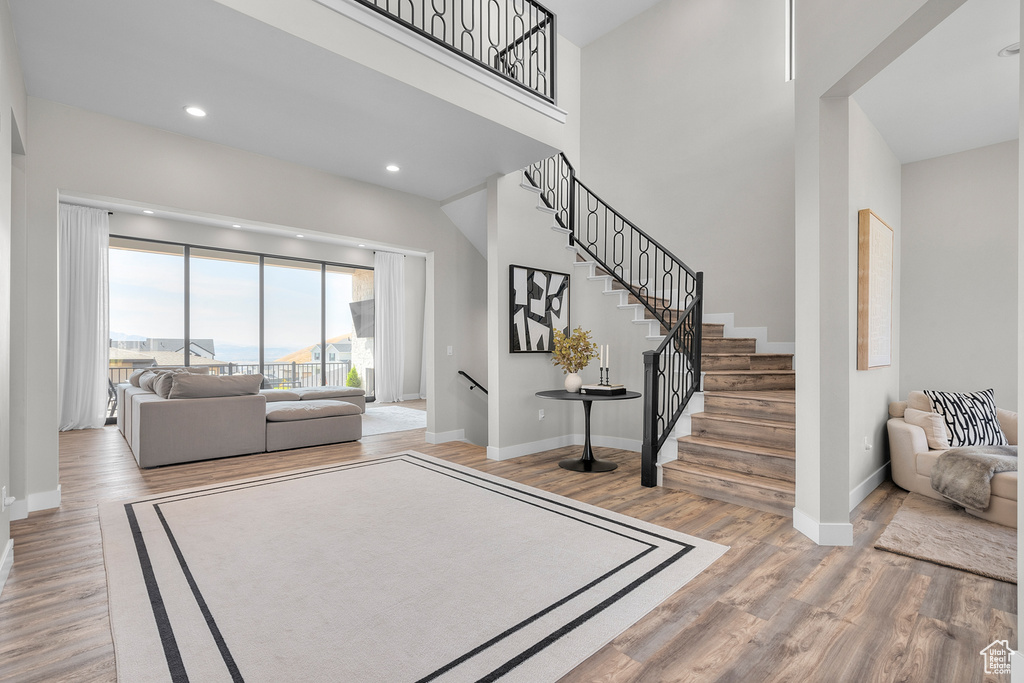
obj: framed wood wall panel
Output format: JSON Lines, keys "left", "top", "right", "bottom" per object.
{"left": 857, "top": 209, "right": 894, "bottom": 370}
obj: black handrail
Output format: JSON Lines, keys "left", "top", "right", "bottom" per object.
{"left": 458, "top": 370, "right": 488, "bottom": 394}
{"left": 523, "top": 153, "right": 703, "bottom": 487}
{"left": 348, "top": 0, "right": 556, "bottom": 103}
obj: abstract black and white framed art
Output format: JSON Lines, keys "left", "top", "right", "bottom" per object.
{"left": 509, "top": 265, "right": 569, "bottom": 353}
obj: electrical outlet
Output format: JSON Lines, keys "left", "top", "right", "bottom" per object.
{"left": 538, "top": 409, "right": 545, "bottom": 420}
{"left": 864, "top": 436, "right": 873, "bottom": 451}
{"left": 1, "top": 486, "right": 7, "bottom": 512}
{"left": 447, "top": 346, "right": 453, "bottom": 356}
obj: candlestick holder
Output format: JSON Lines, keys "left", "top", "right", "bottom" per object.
{"left": 599, "top": 368, "right": 609, "bottom": 386}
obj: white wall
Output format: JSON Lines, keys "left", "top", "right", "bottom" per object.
{"left": 486, "top": 170, "right": 662, "bottom": 459}
{"left": 12, "top": 98, "right": 487, "bottom": 507}
{"left": 794, "top": 0, "right": 967, "bottom": 544}
{"left": 847, "top": 98, "right": 902, "bottom": 507}
{"left": 0, "top": 0, "right": 28, "bottom": 591}
{"left": 901, "top": 140, "right": 1018, "bottom": 409}
{"left": 579, "top": 0, "right": 795, "bottom": 341}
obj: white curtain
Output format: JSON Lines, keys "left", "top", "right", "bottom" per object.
{"left": 58, "top": 204, "right": 110, "bottom": 430}
{"left": 374, "top": 251, "right": 405, "bottom": 403}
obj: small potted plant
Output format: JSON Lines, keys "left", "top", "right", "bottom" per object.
{"left": 551, "top": 326, "right": 599, "bottom": 393}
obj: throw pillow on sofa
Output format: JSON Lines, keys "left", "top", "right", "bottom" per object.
{"left": 167, "top": 373, "right": 264, "bottom": 399}
{"left": 902, "top": 408, "right": 950, "bottom": 450}
{"left": 923, "top": 388, "right": 1008, "bottom": 448}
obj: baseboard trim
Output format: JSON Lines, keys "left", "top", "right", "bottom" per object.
{"left": 425, "top": 430, "right": 466, "bottom": 444}
{"left": 9, "top": 500, "right": 27, "bottom": 521}
{"left": 0, "top": 539, "right": 13, "bottom": 597}
{"left": 8, "top": 485, "right": 62, "bottom": 521}
{"left": 792, "top": 507, "right": 854, "bottom": 546}
{"left": 487, "top": 434, "right": 642, "bottom": 461}
{"left": 850, "top": 462, "right": 890, "bottom": 512}
{"left": 401, "top": 393, "right": 422, "bottom": 402}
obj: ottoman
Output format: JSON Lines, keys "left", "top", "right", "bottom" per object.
{"left": 265, "top": 399, "right": 363, "bottom": 452}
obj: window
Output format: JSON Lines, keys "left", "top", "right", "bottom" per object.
{"left": 107, "top": 236, "right": 374, "bottom": 397}
{"left": 265, "top": 257, "right": 322, "bottom": 389}
{"left": 326, "top": 264, "right": 374, "bottom": 395}
{"left": 189, "top": 248, "right": 259, "bottom": 376}
{"left": 108, "top": 239, "right": 185, "bottom": 384}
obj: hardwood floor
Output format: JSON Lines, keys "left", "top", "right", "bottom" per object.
{"left": 0, "top": 426, "right": 1016, "bottom": 682}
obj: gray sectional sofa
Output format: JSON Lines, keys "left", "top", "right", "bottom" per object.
{"left": 117, "top": 368, "right": 365, "bottom": 468}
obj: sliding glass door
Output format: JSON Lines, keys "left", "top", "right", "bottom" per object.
{"left": 264, "top": 257, "right": 323, "bottom": 389}
{"left": 107, "top": 236, "right": 374, "bottom": 398}
{"left": 189, "top": 248, "right": 260, "bottom": 375}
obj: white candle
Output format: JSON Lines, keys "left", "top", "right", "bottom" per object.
{"left": 607, "top": 346, "right": 610, "bottom": 370}
{"left": 601, "top": 345, "right": 605, "bottom": 368}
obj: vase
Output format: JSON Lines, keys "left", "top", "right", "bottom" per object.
{"left": 564, "top": 372, "right": 583, "bottom": 393}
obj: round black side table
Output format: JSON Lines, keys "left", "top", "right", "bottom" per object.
{"left": 535, "top": 389, "right": 642, "bottom": 472}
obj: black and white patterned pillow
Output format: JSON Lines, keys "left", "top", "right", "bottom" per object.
{"left": 923, "top": 388, "right": 1008, "bottom": 448}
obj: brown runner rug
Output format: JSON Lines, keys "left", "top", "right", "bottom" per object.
{"left": 875, "top": 492, "right": 1016, "bottom": 583}
{"left": 99, "top": 451, "right": 728, "bottom": 682}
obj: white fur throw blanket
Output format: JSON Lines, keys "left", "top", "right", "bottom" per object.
{"left": 930, "top": 445, "right": 1017, "bottom": 510}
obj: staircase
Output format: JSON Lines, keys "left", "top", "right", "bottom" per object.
{"left": 521, "top": 154, "right": 795, "bottom": 510}
{"left": 663, "top": 323, "right": 796, "bottom": 516}
{"left": 522, "top": 153, "right": 703, "bottom": 487}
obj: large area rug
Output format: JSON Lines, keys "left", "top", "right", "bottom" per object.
{"left": 99, "top": 452, "right": 728, "bottom": 682}
{"left": 875, "top": 492, "right": 1017, "bottom": 583}
{"left": 361, "top": 404, "right": 428, "bottom": 436}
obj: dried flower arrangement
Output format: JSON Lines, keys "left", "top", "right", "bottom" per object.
{"left": 550, "top": 327, "right": 599, "bottom": 374}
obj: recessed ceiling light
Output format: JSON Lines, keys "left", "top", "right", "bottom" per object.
{"left": 232, "top": 224, "right": 241, "bottom": 228}
{"left": 358, "top": 244, "right": 366, "bottom": 247}
{"left": 998, "top": 42, "right": 1020, "bottom": 57}
{"left": 142, "top": 209, "right": 154, "bottom": 214}
{"left": 296, "top": 234, "right": 304, "bottom": 238}
{"left": 184, "top": 105, "right": 207, "bottom": 117}
{"left": 386, "top": 164, "right": 400, "bottom": 173}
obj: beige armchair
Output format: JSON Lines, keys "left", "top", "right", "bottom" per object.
{"left": 887, "top": 392, "right": 1017, "bottom": 528}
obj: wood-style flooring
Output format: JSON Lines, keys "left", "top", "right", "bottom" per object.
{"left": 0, "top": 426, "right": 1016, "bottom": 682}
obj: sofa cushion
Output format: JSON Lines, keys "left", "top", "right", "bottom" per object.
{"left": 915, "top": 450, "right": 1017, "bottom": 502}
{"left": 924, "top": 388, "right": 1008, "bottom": 447}
{"left": 137, "top": 369, "right": 161, "bottom": 392}
{"left": 889, "top": 401, "right": 908, "bottom": 418}
{"left": 292, "top": 386, "right": 365, "bottom": 401}
{"left": 908, "top": 391, "right": 931, "bottom": 413}
{"left": 168, "top": 373, "right": 264, "bottom": 399}
{"left": 260, "top": 389, "right": 302, "bottom": 402}
{"left": 265, "top": 399, "right": 361, "bottom": 422}
{"left": 904, "top": 408, "right": 950, "bottom": 450}
{"left": 998, "top": 408, "right": 1018, "bottom": 446}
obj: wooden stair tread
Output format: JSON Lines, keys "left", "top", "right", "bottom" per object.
{"left": 702, "top": 353, "right": 792, "bottom": 359}
{"left": 662, "top": 461, "right": 795, "bottom": 495}
{"left": 692, "top": 412, "right": 796, "bottom": 431}
{"left": 659, "top": 458, "right": 794, "bottom": 491}
{"left": 705, "top": 390, "right": 794, "bottom": 402}
{"left": 703, "top": 370, "right": 795, "bottom": 375}
{"left": 678, "top": 435, "right": 795, "bottom": 460}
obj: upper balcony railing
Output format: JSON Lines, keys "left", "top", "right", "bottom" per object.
{"left": 350, "top": 0, "right": 556, "bottom": 102}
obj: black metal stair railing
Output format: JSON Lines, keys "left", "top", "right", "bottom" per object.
{"left": 350, "top": 0, "right": 556, "bottom": 102}
{"left": 523, "top": 153, "right": 704, "bottom": 487}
